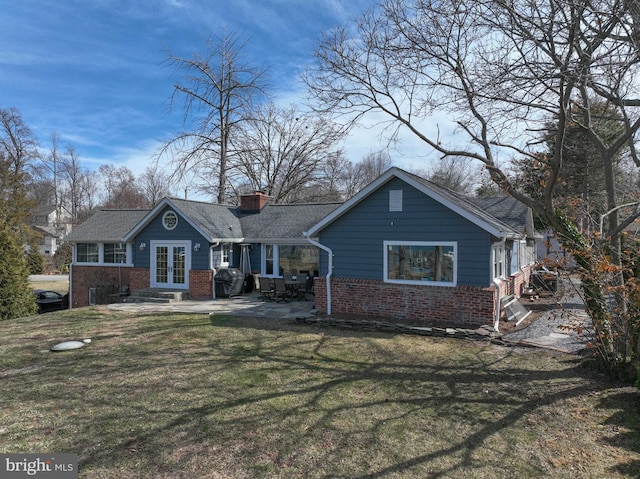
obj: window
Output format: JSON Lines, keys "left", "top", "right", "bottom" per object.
{"left": 493, "top": 243, "right": 505, "bottom": 279}
{"left": 279, "top": 245, "right": 319, "bottom": 276}
{"left": 104, "top": 243, "right": 127, "bottom": 264}
{"left": 265, "top": 244, "right": 275, "bottom": 275}
{"left": 75, "top": 242, "right": 131, "bottom": 265}
{"left": 77, "top": 243, "right": 99, "bottom": 263}
{"left": 262, "top": 244, "right": 319, "bottom": 277}
{"left": 221, "top": 243, "right": 232, "bottom": 267}
{"left": 162, "top": 211, "right": 178, "bottom": 230}
{"left": 384, "top": 241, "right": 456, "bottom": 286}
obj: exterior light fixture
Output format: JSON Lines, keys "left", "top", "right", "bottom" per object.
{"left": 139, "top": 242, "right": 146, "bottom": 251}
{"left": 194, "top": 243, "right": 201, "bottom": 252}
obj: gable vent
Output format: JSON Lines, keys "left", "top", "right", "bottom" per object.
{"left": 389, "top": 190, "right": 403, "bottom": 212}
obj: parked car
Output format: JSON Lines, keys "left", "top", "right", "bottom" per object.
{"left": 34, "top": 289, "right": 69, "bottom": 313}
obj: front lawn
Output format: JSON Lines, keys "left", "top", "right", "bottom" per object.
{"left": 1, "top": 309, "right": 638, "bottom": 478}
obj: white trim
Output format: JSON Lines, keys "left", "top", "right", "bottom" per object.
{"left": 73, "top": 242, "right": 134, "bottom": 266}
{"left": 383, "top": 240, "right": 457, "bottom": 286}
{"left": 123, "top": 198, "right": 213, "bottom": 242}
{"left": 162, "top": 210, "right": 178, "bottom": 230}
{"left": 150, "top": 240, "right": 191, "bottom": 289}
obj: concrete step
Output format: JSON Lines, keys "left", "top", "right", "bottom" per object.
{"left": 125, "top": 295, "right": 173, "bottom": 304}
{"left": 126, "top": 288, "right": 190, "bottom": 303}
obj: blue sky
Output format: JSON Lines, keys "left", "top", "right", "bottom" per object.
{"left": 1, "top": 0, "right": 431, "bottom": 177}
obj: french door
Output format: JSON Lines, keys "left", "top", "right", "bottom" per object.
{"left": 151, "top": 241, "right": 190, "bottom": 289}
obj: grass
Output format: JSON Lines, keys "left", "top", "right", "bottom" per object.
{"left": 30, "top": 279, "right": 69, "bottom": 294}
{"left": 1, "top": 308, "right": 639, "bottom": 478}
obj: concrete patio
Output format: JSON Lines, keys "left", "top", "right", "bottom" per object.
{"left": 107, "top": 293, "right": 317, "bottom": 320}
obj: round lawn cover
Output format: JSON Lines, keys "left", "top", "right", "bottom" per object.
{"left": 51, "top": 341, "right": 85, "bottom": 352}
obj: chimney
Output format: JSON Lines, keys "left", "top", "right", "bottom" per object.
{"left": 240, "top": 191, "right": 271, "bottom": 213}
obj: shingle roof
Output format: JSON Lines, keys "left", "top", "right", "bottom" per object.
{"left": 64, "top": 209, "right": 151, "bottom": 242}
{"left": 406, "top": 172, "right": 525, "bottom": 236}
{"left": 469, "top": 196, "right": 530, "bottom": 233}
{"left": 168, "top": 198, "right": 243, "bottom": 240}
{"left": 240, "top": 203, "right": 341, "bottom": 241}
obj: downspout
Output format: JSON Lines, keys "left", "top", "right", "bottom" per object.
{"left": 304, "top": 235, "right": 333, "bottom": 315}
{"left": 68, "top": 262, "right": 73, "bottom": 310}
{"left": 492, "top": 237, "right": 507, "bottom": 332}
{"left": 210, "top": 242, "right": 220, "bottom": 299}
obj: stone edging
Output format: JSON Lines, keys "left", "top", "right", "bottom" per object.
{"left": 295, "top": 315, "right": 502, "bottom": 341}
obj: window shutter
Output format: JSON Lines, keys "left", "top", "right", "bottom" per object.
{"left": 389, "top": 190, "right": 403, "bottom": 212}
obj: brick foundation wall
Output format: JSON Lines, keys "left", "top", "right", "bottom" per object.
{"left": 314, "top": 277, "right": 497, "bottom": 328}
{"left": 190, "top": 270, "right": 214, "bottom": 299}
{"left": 70, "top": 265, "right": 149, "bottom": 308}
{"left": 496, "top": 265, "right": 533, "bottom": 298}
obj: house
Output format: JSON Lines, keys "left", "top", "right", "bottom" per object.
{"left": 304, "top": 168, "right": 536, "bottom": 328}
{"left": 65, "top": 167, "right": 536, "bottom": 328}
{"left": 64, "top": 197, "right": 340, "bottom": 307}
{"left": 29, "top": 205, "right": 73, "bottom": 256}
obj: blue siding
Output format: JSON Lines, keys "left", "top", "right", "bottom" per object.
{"left": 318, "top": 177, "right": 493, "bottom": 287}
{"left": 131, "top": 206, "right": 211, "bottom": 270}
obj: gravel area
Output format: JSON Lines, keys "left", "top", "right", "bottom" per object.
{"left": 501, "top": 275, "right": 593, "bottom": 353}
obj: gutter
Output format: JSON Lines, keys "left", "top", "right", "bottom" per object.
{"left": 303, "top": 234, "right": 333, "bottom": 315}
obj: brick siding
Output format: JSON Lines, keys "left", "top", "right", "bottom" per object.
{"left": 70, "top": 266, "right": 215, "bottom": 306}
{"left": 314, "top": 277, "right": 496, "bottom": 328}
{"left": 70, "top": 265, "right": 149, "bottom": 308}
{"left": 190, "top": 269, "right": 214, "bottom": 299}
{"left": 314, "top": 267, "right": 532, "bottom": 328}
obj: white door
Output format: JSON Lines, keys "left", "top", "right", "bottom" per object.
{"left": 151, "top": 241, "right": 190, "bottom": 289}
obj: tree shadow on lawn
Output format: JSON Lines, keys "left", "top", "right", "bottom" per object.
{"left": 597, "top": 389, "right": 640, "bottom": 477}
{"left": 13, "top": 312, "right": 637, "bottom": 478}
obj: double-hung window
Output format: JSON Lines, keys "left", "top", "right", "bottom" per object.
{"left": 384, "top": 241, "right": 457, "bottom": 286}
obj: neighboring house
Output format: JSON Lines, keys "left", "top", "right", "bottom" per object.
{"left": 66, "top": 167, "right": 536, "bottom": 328}
{"left": 29, "top": 205, "right": 73, "bottom": 256}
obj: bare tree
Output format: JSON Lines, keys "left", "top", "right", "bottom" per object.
{"left": 161, "top": 31, "right": 269, "bottom": 203}
{"left": 232, "top": 102, "right": 345, "bottom": 202}
{"left": 340, "top": 151, "right": 393, "bottom": 199}
{"left": 59, "top": 145, "right": 91, "bottom": 222}
{"left": 98, "top": 164, "right": 146, "bottom": 209}
{"left": 0, "top": 107, "right": 39, "bottom": 228}
{"left": 305, "top": 0, "right": 640, "bottom": 377}
{"left": 417, "top": 156, "right": 480, "bottom": 195}
{"left": 138, "top": 165, "right": 175, "bottom": 206}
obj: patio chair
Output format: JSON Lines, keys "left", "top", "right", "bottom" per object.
{"left": 273, "top": 277, "right": 291, "bottom": 302}
{"left": 258, "top": 276, "right": 274, "bottom": 301}
{"left": 298, "top": 276, "right": 314, "bottom": 301}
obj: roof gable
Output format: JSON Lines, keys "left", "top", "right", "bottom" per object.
{"left": 304, "top": 167, "right": 527, "bottom": 238}
{"left": 122, "top": 198, "right": 243, "bottom": 242}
